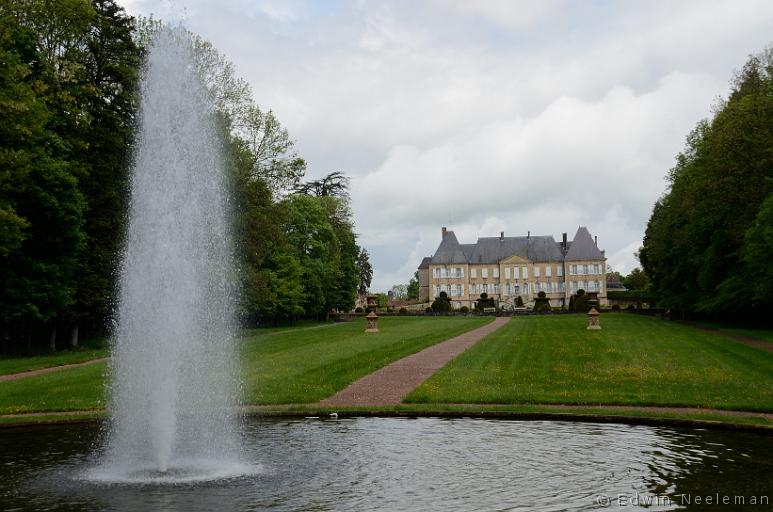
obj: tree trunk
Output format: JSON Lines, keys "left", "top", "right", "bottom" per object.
{"left": 70, "top": 322, "right": 79, "bottom": 349}
{"left": 49, "top": 324, "right": 57, "bottom": 352}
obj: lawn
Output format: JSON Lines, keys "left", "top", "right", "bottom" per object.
{"left": 0, "top": 347, "right": 107, "bottom": 376}
{"left": 406, "top": 313, "right": 773, "bottom": 411}
{"left": 241, "top": 316, "right": 491, "bottom": 404}
{"left": 0, "top": 316, "right": 490, "bottom": 414}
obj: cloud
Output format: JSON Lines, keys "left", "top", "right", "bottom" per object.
{"left": 119, "top": 0, "right": 773, "bottom": 291}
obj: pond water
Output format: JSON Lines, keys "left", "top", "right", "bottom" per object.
{"left": 1, "top": 417, "right": 771, "bottom": 511}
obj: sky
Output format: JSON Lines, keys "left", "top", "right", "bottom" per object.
{"left": 120, "top": 0, "right": 773, "bottom": 292}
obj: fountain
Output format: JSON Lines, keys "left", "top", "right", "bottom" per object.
{"left": 90, "top": 27, "right": 247, "bottom": 483}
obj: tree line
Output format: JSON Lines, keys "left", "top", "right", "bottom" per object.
{"left": 639, "top": 47, "right": 772, "bottom": 321}
{"left": 0, "top": 0, "right": 371, "bottom": 353}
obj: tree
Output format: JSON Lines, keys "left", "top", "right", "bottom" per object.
{"left": 640, "top": 47, "right": 773, "bottom": 318}
{"left": 356, "top": 248, "right": 372, "bottom": 295}
{"left": 0, "top": 10, "right": 85, "bottom": 351}
{"left": 294, "top": 171, "right": 350, "bottom": 200}
{"left": 622, "top": 268, "right": 650, "bottom": 291}
{"left": 390, "top": 284, "right": 408, "bottom": 300}
{"left": 407, "top": 270, "right": 420, "bottom": 300}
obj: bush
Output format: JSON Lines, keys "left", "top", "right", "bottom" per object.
{"left": 475, "top": 292, "right": 496, "bottom": 311}
{"left": 611, "top": 304, "right": 620, "bottom": 312}
{"left": 515, "top": 295, "right": 524, "bottom": 307}
{"left": 534, "top": 302, "right": 551, "bottom": 313}
{"left": 425, "top": 306, "right": 433, "bottom": 313}
{"left": 459, "top": 306, "right": 469, "bottom": 313}
{"left": 398, "top": 307, "right": 408, "bottom": 315}
{"left": 431, "top": 291, "right": 452, "bottom": 313}
{"left": 627, "top": 304, "right": 636, "bottom": 311}
{"left": 354, "top": 307, "right": 364, "bottom": 313}
{"left": 533, "top": 291, "right": 551, "bottom": 313}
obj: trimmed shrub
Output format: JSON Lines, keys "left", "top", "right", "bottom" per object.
{"left": 533, "top": 291, "right": 551, "bottom": 313}
{"left": 354, "top": 307, "right": 364, "bottom": 313}
{"left": 398, "top": 307, "right": 408, "bottom": 315}
{"left": 475, "top": 292, "right": 496, "bottom": 311}
{"left": 611, "top": 304, "right": 621, "bottom": 312}
{"left": 431, "top": 291, "right": 452, "bottom": 313}
{"left": 515, "top": 295, "right": 524, "bottom": 307}
{"left": 425, "top": 307, "right": 433, "bottom": 313}
{"left": 459, "top": 306, "right": 470, "bottom": 313}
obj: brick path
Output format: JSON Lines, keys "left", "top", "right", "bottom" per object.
{"left": 319, "top": 317, "right": 510, "bottom": 407}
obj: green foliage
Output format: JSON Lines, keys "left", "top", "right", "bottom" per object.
{"left": 356, "top": 248, "right": 372, "bottom": 295}
{"left": 533, "top": 291, "right": 551, "bottom": 313}
{"left": 459, "top": 306, "right": 470, "bottom": 313}
{"left": 640, "top": 48, "right": 773, "bottom": 317}
{"left": 0, "top": 6, "right": 369, "bottom": 349}
{"left": 474, "top": 292, "right": 495, "bottom": 311}
{"left": 514, "top": 295, "right": 524, "bottom": 308}
{"left": 431, "top": 291, "right": 452, "bottom": 312}
{"left": 398, "top": 307, "right": 408, "bottom": 315}
{"left": 622, "top": 268, "right": 650, "bottom": 291}
{"left": 407, "top": 270, "right": 420, "bottom": 300}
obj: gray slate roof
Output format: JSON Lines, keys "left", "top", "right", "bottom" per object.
{"left": 564, "top": 226, "right": 604, "bottom": 261}
{"left": 421, "top": 226, "right": 605, "bottom": 268}
{"left": 430, "top": 231, "right": 469, "bottom": 264}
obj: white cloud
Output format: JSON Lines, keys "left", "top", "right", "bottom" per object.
{"left": 119, "top": 0, "right": 773, "bottom": 291}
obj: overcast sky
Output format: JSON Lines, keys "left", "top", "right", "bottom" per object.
{"left": 121, "top": 0, "right": 773, "bottom": 292}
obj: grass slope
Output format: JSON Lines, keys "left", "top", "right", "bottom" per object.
{"left": 0, "top": 316, "right": 490, "bottom": 413}
{"left": 406, "top": 314, "right": 773, "bottom": 411}
{"left": 0, "top": 348, "right": 107, "bottom": 376}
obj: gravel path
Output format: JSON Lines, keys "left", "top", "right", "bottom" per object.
{"left": 0, "top": 358, "right": 107, "bottom": 382}
{"left": 318, "top": 317, "right": 510, "bottom": 407}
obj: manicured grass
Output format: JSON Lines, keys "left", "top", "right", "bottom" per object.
{"left": 241, "top": 316, "right": 491, "bottom": 404}
{"left": 0, "top": 362, "right": 107, "bottom": 414}
{"left": 406, "top": 314, "right": 773, "bottom": 411}
{"left": 0, "top": 348, "right": 107, "bottom": 376}
{"left": 0, "top": 316, "right": 490, "bottom": 413}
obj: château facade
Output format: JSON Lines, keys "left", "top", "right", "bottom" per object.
{"left": 418, "top": 226, "right": 607, "bottom": 309}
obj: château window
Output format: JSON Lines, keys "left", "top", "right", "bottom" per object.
{"left": 546, "top": 265, "right": 552, "bottom": 277}
{"left": 505, "top": 267, "right": 510, "bottom": 279}
{"left": 483, "top": 283, "right": 488, "bottom": 293}
{"left": 557, "top": 266, "right": 563, "bottom": 277}
{"left": 482, "top": 268, "right": 489, "bottom": 278}
{"left": 534, "top": 266, "right": 540, "bottom": 278}
{"left": 493, "top": 267, "right": 499, "bottom": 278}
{"left": 523, "top": 267, "right": 529, "bottom": 279}
{"left": 471, "top": 268, "right": 477, "bottom": 278}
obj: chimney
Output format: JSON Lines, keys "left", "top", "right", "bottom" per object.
{"left": 441, "top": 227, "right": 447, "bottom": 239}
{"left": 527, "top": 230, "right": 530, "bottom": 239}
{"left": 595, "top": 236, "right": 598, "bottom": 246}
{"left": 500, "top": 231, "right": 504, "bottom": 241}
{"left": 562, "top": 232, "right": 568, "bottom": 251}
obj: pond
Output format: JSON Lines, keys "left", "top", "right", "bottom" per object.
{"left": 1, "top": 417, "right": 771, "bottom": 511}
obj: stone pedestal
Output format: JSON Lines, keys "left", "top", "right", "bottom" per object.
{"left": 365, "top": 310, "right": 379, "bottom": 332}
{"left": 587, "top": 307, "right": 601, "bottom": 330}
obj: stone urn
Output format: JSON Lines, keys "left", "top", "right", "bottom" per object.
{"left": 365, "top": 310, "right": 379, "bottom": 333}
{"left": 587, "top": 307, "right": 601, "bottom": 330}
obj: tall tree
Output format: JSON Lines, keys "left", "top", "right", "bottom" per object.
{"left": 356, "top": 248, "right": 373, "bottom": 295}
{"left": 640, "top": 47, "right": 773, "bottom": 318}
